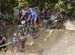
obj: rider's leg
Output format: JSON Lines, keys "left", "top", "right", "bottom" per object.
{"left": 34, "top": 15, "right": 38, "bottom": 32}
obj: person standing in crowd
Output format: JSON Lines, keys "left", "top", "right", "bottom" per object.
{"left": 49, "top": 8, "right": 63, "bottom": 28}
{"left": 13, "top": 7, "right": 19, "bottom": 24}
{"left": 18, "top": 32, "right": 27, "bottom": 52}
{"left": 50, "top": 8, "right": 62, "bottom": 21}
{"left": 40, "top": 8, "right": 47, "bottom": 28}
{"left": 12, "top": 32, "right": 19, "bottom": 51}
{"left": 49, "top": 11, "right": 59, "bottom": 23}
{"left": 12, "top": 31, "right": 28, "bottom": 52}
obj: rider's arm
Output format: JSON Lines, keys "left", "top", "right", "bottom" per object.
{"left": 20, "top": 10, "right": 25, "bottom": 20}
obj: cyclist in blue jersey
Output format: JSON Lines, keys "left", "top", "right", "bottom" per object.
{"left": 27, "top": 6, "right": 39, "bottom": 32}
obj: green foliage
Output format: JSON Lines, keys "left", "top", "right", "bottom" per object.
{"left": 0, "top": 0, "right": 18, "bottom": 12}
{"left": 0, "top": 0, "right": 74, "bottom": 17}
{"left": 61, "top": 0, "right": 75, "bottom": 16}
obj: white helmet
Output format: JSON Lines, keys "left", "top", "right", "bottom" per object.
{"left": 21, "top": 20, "right": 26, "bottom": 25}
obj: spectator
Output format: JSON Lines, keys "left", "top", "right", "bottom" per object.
{"left": 12, "top": 32, "right": 28, "bottom": 52}
{"left": 12, "top": 32, "right": 19, "bottom": 51}
{"left": 18, "top": 32, "right": 27, "bottom": 51}
{"left": 39, "top": 8, "right": 46, "bottom": 28}
{"left": 13, "top": 7, "right": 19, "bottom": 24}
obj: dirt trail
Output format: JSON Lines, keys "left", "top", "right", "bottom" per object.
{"left": 0, "top": 29, "right": 75, "bottom": 55}
{"left": 42, "top": 29, "right": 75, "bottom": 55}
